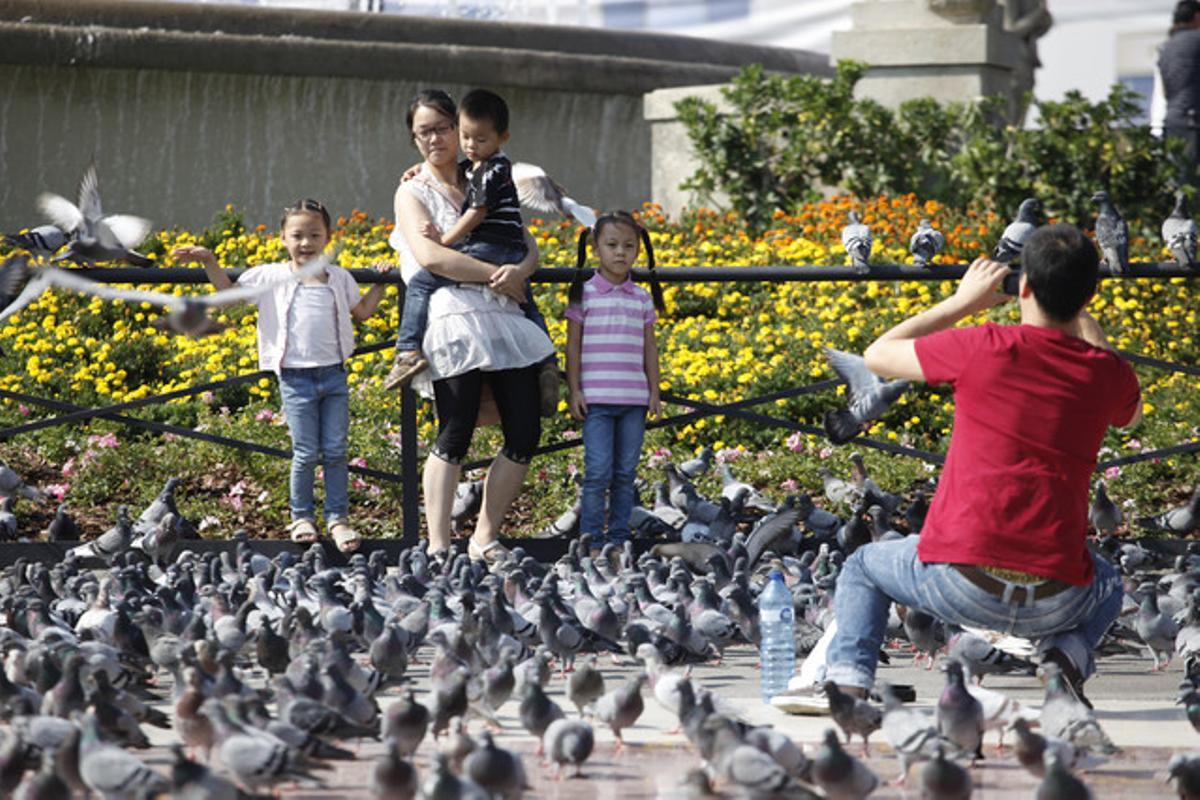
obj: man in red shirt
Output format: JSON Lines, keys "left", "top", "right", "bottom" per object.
{"left": 823, "top": 224, "right": 1140, "bottom": 704}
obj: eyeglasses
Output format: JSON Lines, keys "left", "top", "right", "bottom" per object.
{"left": 413, "top": 123, "right": 455, "bottom": 143}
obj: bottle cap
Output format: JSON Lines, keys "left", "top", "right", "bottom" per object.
{"left": 768, "top": 570, "right": 783, "bottom": 581}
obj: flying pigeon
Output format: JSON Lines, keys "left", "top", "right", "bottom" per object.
{"left": 4, "top": 224, "right": 69, "bottom": 258}
{"left": 1163, "top": 192, "right": 1197, "bottom": 268}
{"left": 511, "top": 162, "right": 596, "bottom": 228}
{"left": 822, "top": 347, "right": 911, "bottom": 444}
{"left": 993, "top": 198, "right": 1041, "bottom": 264}
{"left": 909, "top": 219, "right": 946, "bottom": 267}
{"left": 842, "top": 210, "right": 873, "bottom": 274}
{"left": 38, "top": 165, "right": 154, "bottom": 266}
{"left": 0, "top": 254, "right": 35, "bottom": 315}
{"left": 1092, "top": 191, "right": 1129, "bottom": 275}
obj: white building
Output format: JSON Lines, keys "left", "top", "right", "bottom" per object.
{"left": 166, "top": 0, "right": 1182, "bottom": 121}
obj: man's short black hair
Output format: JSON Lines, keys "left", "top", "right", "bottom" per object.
{"left": 1176, "top": 0, "right": 1200, "bottom": 25}
{"left": 459, "top": 89, "right": 509, "bottom": 134}
{"left": 1021, "top": 224, "right": 1099, "bottom": 323}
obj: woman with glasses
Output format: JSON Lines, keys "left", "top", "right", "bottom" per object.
{"left": 388, "top": 89, "right": 553, "bottom": 566}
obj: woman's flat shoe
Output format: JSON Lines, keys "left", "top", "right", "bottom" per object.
{"left": 467, "top": 537, "right": 510, "bottom": 567}
{"left": 288, "top": 518, "right": 319, "bottom": 544}
{"left": 329, "top": 521, "right": 361, "bottom": 554}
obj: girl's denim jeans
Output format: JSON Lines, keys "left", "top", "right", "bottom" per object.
{"left": 279, "top": 364, "right": 350, "bottom": 526}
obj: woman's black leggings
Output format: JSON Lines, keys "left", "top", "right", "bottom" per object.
{"left": 431, "top": 365, "right": 541, "bottom": 465}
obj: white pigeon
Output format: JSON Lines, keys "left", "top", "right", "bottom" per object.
{"left": 511, "top": 162, "right": 596, "bottom": 228}
{"left": 38, "top": 165, "right": 154, "bottom": 266}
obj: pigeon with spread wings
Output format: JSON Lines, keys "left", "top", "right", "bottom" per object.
{"left": 822, "top": 347, "right": 911, "bottom": 444}
{"left": 0, "top": 253, "right": 333, "bottom": 336}
{"left": 38, "top": 165, "right": 154, "bottom": 266}
{"left": 510, "top": 162, "right": 597, "bottom": 229}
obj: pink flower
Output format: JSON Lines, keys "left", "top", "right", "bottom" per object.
{"left": 61, "top": 458, "right": 76, "bottom": 478}
{"left": 786, "top": 431, "right": 805, "bottom": 453}
{"left": 654, "top": 447, "right": 671, "bottom": 457}
{"left": 228, "top": 481, "right": 246, "bottom": 497}
{"left": 349, "top": 456, "right": 368, "bottom": 468}
{"left": 1127, "top": 438, "right": 1142, "bottom": 450}
{"left": 17, "top": 404, "right": 29, "bottom": 417}
{"left": 352, "top": 477, "right": 369, "bottom": 491}
{"left": 647, "top": 452, "right": 667, "bottom": 469}
{"left": 200, "top": 391, "right": 215, "bottom": 405}
{"left": 779, "top": 478, "right": 798, "bottom": 492}
{"left": 86, "top": 432, "right": 119, "bottom": 449}
{"left": 1104, "top": 465, "right": 1121, "bottom": 480}
{"left": 717, "top": 448, "right": 742, "bottom": 463}
{"left": 225, "top": 495, "right": 243, "bottom": 511}
{"left": 562, "top": 429, "right": 581, "bottom": 440}
{"left": 255, "top": 408, "right": 276, "bottom": 423}
{"left": 567, "top": 462, "right": 578, "bottom": 477}
{"left": 43, "top": 482, "right": 69, "bottom": 500}
{"left": 819, "top": 447, "right": 833, "bottom": 459}
{"left": 537, "top": 468, "right": 548, "bottom": 483}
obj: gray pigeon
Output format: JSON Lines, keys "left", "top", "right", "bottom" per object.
{"left": 37, "top": 165, "right": 153, "bottom": 266}
{"left": 451, "top": 480, "right": 483, "bottom": 531}
{"left": 0, "top": 255, "right": 35, "bottom": 317}
{"left": 422, "top": 753, "right": 490, "bottom": 800}
{"left": 1163, "top": 192, "right": 1197, "bottom": 268}
{"left": 822, "top": 348, "right": 911, "bottom": 444}
{"left": 463, "top": 731, "right": 527, "bottom": 800}
{"left": 69, "top": 505, "right": 133, "bottom": 563}
{"left": 1092, "top": 191, "right": 1129, "bottom": 274}
{"left": 543, "top": 718, "right": 595, "bottom": 778}
{"left": 0, "top": 497, "right": 16, "bottom": 541}
{"left": 370, "top": 741, "right": 419, "bottom": 800}
{"left": 909, "top": 219, "right": 945, "bottom": 267}
{"left": 1088, "top": 479, "right": 1123, "bottom": 536}
{"left": 594, "top": 672, "right": 646, "bottom": 750}
{"left": 1012, "top": 717, "right": 1078, "bottom": 779}
{"left": 947, "top": 631, "right": 1037, "bottom": 684}
{"left": 812, "top": 727, "right": 880, "bottom": 799}
{"left": 1134, "top": 588, "right": 1179, "bottom": 671}
{"left": 745, "top": 494, "right": 812, "bottom": 566}
{"left": 935, "top": 660, "right": 983, "bottom": 762}
{"left": 678, "top": 446, "right": 715, "bottom": 480}
{"left": 822, "top": 681, "right": 882, "bottom": 755}
{"left": 4, "top": 225, "right": 68, "bottom": 258}
{"left": 46, "top": 502, "right": 80, "bottom": 541}
{"left": 78, "top": 712, "right": 170, "bottom": 798}
{"left": 1137, "top": 485, "right": 1200, "bottom": 535}
{"left": 708, "top": 721, "right": 821, "bottom": 798}
{"left": 1168, "top": 753, "right": 1200, "bottom": 800}
{"left": 918, "top": 746, "right": 972, "bottom": 800}
{"left": 0, "top": 461, "right": 44, "bottom": 501}
{"left": 993, "top": 198, "right": 1041, "bottom": 263}
{"left": 904, "top": 608, "right": 946, "bottom": 669}
{"left": 566, "top": 654, "right": 605, "bottom": 716}
{"left": 879, "top": 681, "right": 943, "bottom": 784}
{"left": 1035, "top": 750, "right": 1093, "bottom": 800}
{"left": 518, "top": 681, "right": 565, "bottom": 752}
{"left": 842, "top": 210, "right": 873, "bottom": 274}
{"left": 385, "top": 690, "right": 430, "bottom": 758}
{"left": 1039, "top": 663, "right": 1119, "bottom": 755}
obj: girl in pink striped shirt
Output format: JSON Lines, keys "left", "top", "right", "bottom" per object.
{"left": 565, "top": 212, "right": 666, "bottom": 548}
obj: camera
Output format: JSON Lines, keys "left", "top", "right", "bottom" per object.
{"left": 1002, "top": 269, "right": 1021, "bottom": 296}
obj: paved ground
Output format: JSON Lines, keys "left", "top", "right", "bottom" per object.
{"left": 131, "top": 639, "right": 1198, "bottom": 798}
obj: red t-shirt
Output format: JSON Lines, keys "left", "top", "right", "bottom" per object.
{"left": 914, "top": 323, "right": 1140, "bottom": 585}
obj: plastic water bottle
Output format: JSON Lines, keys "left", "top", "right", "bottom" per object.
{"left": 758, "top": 570, "right": 796, "bottom": 703}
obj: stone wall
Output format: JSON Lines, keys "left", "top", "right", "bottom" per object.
{"left": 0, "top": 0, "right": 830, "bottom": 230}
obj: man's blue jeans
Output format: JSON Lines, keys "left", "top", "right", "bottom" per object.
{"left": 279, "top": 364, "right": 350, "bottom": 526}
{"left": 580, "top": 403, "right": 646, "bottom": 545}
{"left": 824, "top": 534, "right": 1123, "bottom": 690}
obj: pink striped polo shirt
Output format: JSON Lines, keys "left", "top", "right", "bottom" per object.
{"left": 565, "top": 272, "right": 657, "bottom": 406}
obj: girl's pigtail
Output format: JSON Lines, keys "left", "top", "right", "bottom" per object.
{"left": 568, "top": 227, "right": 590, "bottom": 307}
{"left": 639, "top": 226, "right": 666, "bottom": 314}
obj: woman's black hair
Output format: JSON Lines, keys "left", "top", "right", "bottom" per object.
{"left": 280, "top": 198, "right": 332, "bottom": 234}
{"left": 406, "top": 89, "right": 457, "bottom": 136}
{"left": 568, "top": 211, "right": 665, "bottom": 313}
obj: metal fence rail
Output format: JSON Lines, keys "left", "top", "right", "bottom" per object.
{"left": 0, "top": 261, "right": 1196, "bottom": 546}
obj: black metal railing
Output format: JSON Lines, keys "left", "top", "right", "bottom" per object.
{"left": 0, "top": 261, "right": 1196, "bottom": 547}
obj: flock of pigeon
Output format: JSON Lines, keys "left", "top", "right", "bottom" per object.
{"left": 1, "top": 451, "right": 1200, "bottom": 798}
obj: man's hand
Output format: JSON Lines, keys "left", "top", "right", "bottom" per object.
{"left": 648, "top": 389, "right": 662, "bottom": 420}
{"left": 569, "top": 389, "right": 588, "bottom": 421}
{"left": 953, "top": 257, "right": 1012, "bottom": 315}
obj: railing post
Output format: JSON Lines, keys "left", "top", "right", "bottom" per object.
{"left": 400, "top": 385, "right": 420, "bottom": 547}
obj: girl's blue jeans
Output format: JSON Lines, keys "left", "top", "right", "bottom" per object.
{"left": 279, "top": 364, "right": 350, "bottom": 526}
{"left": 825, "top": 534, "right": 1123, "bottom": 690}
{"left": 580, "top": 403, "right": 646, "bottom": 545}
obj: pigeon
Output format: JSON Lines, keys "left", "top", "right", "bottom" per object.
{"left": 1137, "top": 485, "right": 1200, "bottom": 535}
{"left": 69, "top": 505, "right": 133, "bottom": 563}
{"left": 1038, "top": 663, "right": 1119, "bottom": 755}
{"left": 566, "top": 654, "right": 605, "bottom": 716}
{"left": 822, "top": 681, "right": 882, "bottom": 755}
{"left": 422, "top": 753, "right": 490, "bottom": 800}
{"left": 841, "top": 210, "right": 873, "bottom": 274}
{"left": 543, "top": 718, "right": 595, "bottom": 778}
{"left": 1163, "top": 192, "right": 1197, "bottom": 268}
{"left": 879, "top": 681, "right": 942, "bottom": 784}
{"left": 822, "top": 348, "right": 910, "bottom": 444}
{"left": 1168, "top": 753, "right": 1200, "bottom": 800}
{"left": 909, "top": 219, "right": 946, "bottom": 267}
{"left": 993, "top": 198, "right": 1041, "bottom": 263}
{"left": 678, "top": 446, "right": 715, "bottom": 480}
{"left": 904, "top": 608, "right": 946, "bottom": 669}
{"left": 594, "top": 672, "right": 646, "bottom": 750}
{"left": 370, "top": 741, "right": 419, "bottom": 800}
{"left": 169, "top": 744, "right": 267, "bottom": 800}
{"left": 1134, "top": 587, "right": 1179, "bottom": 671}
{"left": 1036, "top": 750, "right": 1093, "bottom": 800}
{"left": 384, "top": 690, "right": 430, "bottom": 758}
{"left": 935, "top": 659, "right": 983, "bottom": 761}
{"left": 1011, "top": 717, "right": 1080, "bottom": 779}
{"left": 1088, "top": 479, "right": 1123, "bottom": 536}
{"left": 0, "top": 254, "right": 35, "bottom": 315}
{"left": 4, "top": 225, "right": 68, "bottom": 258}
{"left": 707, "top": 721, "right": 820, "bottom": 798}
{"left": 510, "top": 162, "right": 596, "bottom": 228}
{"left": 517, "top": 681, "right": 565, "bottom": 751}
{"left": 1092, "top": 191, "right": 1129, "bottom": 275}
{"left": 918, "top": 746, "right": 972, "bottom": 800}
{"left": 37, "top": 165, "right": 153, "bottom": 266}
{"left": 438, "top": 717, "right": 476, "bottom": 774}
{"left": 13, "top": 748, "right": 72, "bottom": 800}
{"left": 0, "top": 461, "right": 44, "bottom": 501}
{"left": 451, "top": 480, "right": 483, "bottom": 531}
{"left": 45, "top": 502, "right": 80, "bottom": 541}
{"left": 0, "top": 498, "right": 16, "bottom": 540}
{"left": 811, "top": 727, "right": 880, "bottom": 799}
{"left": 947, "top": 631, "right": 1037, "bottom": 684}
{"left": 463, "top": 731, "right": 527, "bottom": 800}
{"left": 78, "top": 712, "right": 170, "bottom": 798}
{"left": 744, "top": 494, "right": 811, "bottom": 566}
